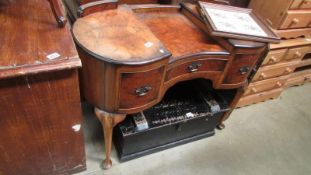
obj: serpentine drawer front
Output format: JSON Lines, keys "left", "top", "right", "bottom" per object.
{"left": 118, "top": 67, "right": 165, "bottom": 110}
{"left": 223, "top": 54, "right": 259, "bottom": 85}
{"left": 165, "top": 57, "right": 227, "bottom": 81}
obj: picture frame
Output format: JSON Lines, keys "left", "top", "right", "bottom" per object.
{"left": 198, "top": 1, "right": 280, "bottom": 43}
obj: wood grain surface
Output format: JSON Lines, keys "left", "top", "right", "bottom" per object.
{"left": 0, "top": 70, "right": 86, "bottom": 175}
{"left": 270, "top": 38, "right": 311, "bottom": 50}
{"left": 73, "top": 5, "right": 171, "bottom": 65}
{"left": 237, "top": 88, "right": 283, "bottom": 107}
{"left": 73, "top": 4, "right": 268, "bottom": 169}
{"left": 0, "top": 0, "right": 81, "bottom": 79}
{"left": 134, "top": 8, "right": 227, "bottom": 58}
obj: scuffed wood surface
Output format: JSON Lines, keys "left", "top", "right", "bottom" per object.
{"left": 0, "top": 70, "right": 86, "bottom": 175}
{"left": 0, "top": 0, "right": 81, "bottom": 79}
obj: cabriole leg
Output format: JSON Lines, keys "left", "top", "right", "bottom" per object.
{"left": 94, "top": 108, "right": 126, "bottom": 169}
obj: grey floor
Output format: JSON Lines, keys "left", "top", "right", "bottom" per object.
{"left": 76, "top": 83, "right": 311, "bottom": 175}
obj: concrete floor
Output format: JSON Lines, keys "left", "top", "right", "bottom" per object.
{"left": 76, "top": 83, "right": 311, "bottom": 175}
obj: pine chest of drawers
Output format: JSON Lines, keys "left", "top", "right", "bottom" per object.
{"left": 237, "top": 38, "right": 311, "bottom": 107}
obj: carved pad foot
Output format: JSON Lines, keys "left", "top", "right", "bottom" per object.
{"left": 216, "top": 123, "right": 225, "bottom": 130}
{"left": 102, "top": 159, "right": 112, "bottom": 170}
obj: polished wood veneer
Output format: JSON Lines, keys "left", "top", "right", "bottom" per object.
{"left": 134, "top": 7, "right": 227, "bottom": 57}
{"left": 72, "top": 2, "right": 270, "bottom": 169}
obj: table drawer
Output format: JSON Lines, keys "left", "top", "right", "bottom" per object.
{"left": 253, "top": 62, "right": 297, "bottom": 81}
{"left": 279, "top": 10, "right": 311, "bottom": 29}
{"left": 223, "top": 54, "right": 259, "bottom": 84}
{"left": 237, "top": 88, "right": 283, "bottom": 107}
{"left": 119, "top": 67, "right": 164, "bottom": 110}
{"left": 262, "top": 49, "right": 287, "bottom": 66}
{"left": 165, "top": 57, "right": 227, "bottom": 81}
{"left": 244, "top": 76, "right": 288, "bottom": 96}
{"left": 290, "top": 0, "right": 311, "bottom": 9}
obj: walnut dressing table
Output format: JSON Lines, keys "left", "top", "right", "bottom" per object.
{"left": 72, "top": 2, "right": 269, "bottom": 169}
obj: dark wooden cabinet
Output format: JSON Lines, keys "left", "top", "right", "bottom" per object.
{"left": 0, "top": 0, "right": 86, "bottom": 174}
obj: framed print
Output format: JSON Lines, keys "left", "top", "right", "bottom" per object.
{"left": 198, "top": 2, "right": 280, "bottom": 43}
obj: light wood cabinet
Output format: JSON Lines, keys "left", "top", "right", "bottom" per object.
{"left": 238, "top": 38, "right": 311, "bottom": 107}
{"left": 250, "top": 0, "right": 311, "bottom": 30}
{"left": 290, "top": 0, "right": 311, "bottom": 9}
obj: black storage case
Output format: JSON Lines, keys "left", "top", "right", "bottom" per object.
{"left": 113, "top": 80, "right": 230, "bottom": 162}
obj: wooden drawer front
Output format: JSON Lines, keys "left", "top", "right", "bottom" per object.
{"left": 285, "top": 69, "right": 311, "bottom": 87}
{"left": 283, "top": 46, "right": 311, "bottom": 61}
{"left": 253, "top": 62, "right": 297, "bottom": 81}
{"left": 237, "top": 88, "right": 283, "bottom": 108}
{"left": 165, "top": 58, "right": 227, "bottom": 81}
{"left": 244, "top": 76, "right": 288, "bottom": 96}
{"left": 290, "top": 0, "right": 311, "bottom": 9}
{"left": 279, "top": 11, "right": 311, "bottom": 29}
{"left": 262, "top": 49, "right": 287, "bottom": 66}
{"left": 302, "top": 73, "right": 311, "bottom": 82}
{"left": 119, "top": 67, "right": 164, "bottom": 109}
{"left": 223, "top": 54, "right": 259, "bottom": 84}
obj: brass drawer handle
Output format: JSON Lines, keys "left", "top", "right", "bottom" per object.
{"left": 187, "top": 62, "right": 202, "bottom": 73}
{"left": 135, "top": 86, "right": 152, "bottom": 97}
{"left": 239, "top": 66, "right": 250, "bottom": 75}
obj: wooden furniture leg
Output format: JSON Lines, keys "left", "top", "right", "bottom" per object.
{"left": 217, "top": 85, "right": 246, "bottom": 130}
{"left": 94, "top": 108, "right": 126, "bottom": 169}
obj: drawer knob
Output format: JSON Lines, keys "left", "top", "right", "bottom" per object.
{"left": 251, "top": 88, "right": 257, "bottom": 93}
{"left": 239, "top": 66, "right": 250, "bottom": 75}
{"left": 269, "top": 56, "right": 277, "bottom": 64}
{"left": 187, "top": 62, "right": 202, "bottom": 72}
{"left": 294, "top": 51, "right": 302, "bottom": 58}
{"left": 289, "top": 18, "right": 299, "bottom": 28}
{"left": 276, "top": 81, "right": 283, "bottom": 87}
{"left": 259, "top": 73, "right": 266, "bottom": 79}
{"left": 135, "top": 86, "right": 152, "bottom": 97}
{"left": 285, "top": 68, "right": 292, "bottom": 74}
{"left": 292, "top": 18, "right": 300, "bottom": 24}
